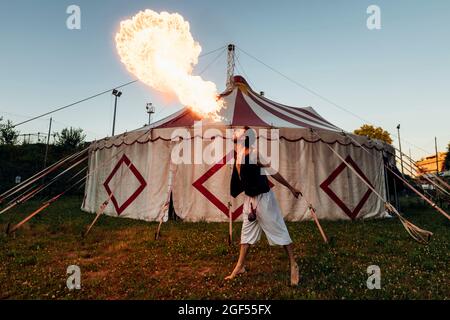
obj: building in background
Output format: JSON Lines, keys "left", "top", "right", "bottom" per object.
{"left": 416, "top": 152, "right": 447, "bottom": 176}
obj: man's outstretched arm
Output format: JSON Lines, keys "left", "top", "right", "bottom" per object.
{"left": 256, "top": 152, "right": 302, "bottom": 198}
{"left": 270, "top": 171, "right": 302, "bottom": 198}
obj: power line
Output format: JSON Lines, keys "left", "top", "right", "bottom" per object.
{"left": 237, "top": 46, "right": 370, "bottom": 124}
{"left": 11, "top": 46, "right": 226, "bottom": 129}
{"left": 235, "top": 52, "right": 256, "bottom": 89}
{"left": 198, "top": 45, "right": 227, "bottom": 59}
{"left": 236, "top": 45, "right": 437, "bottom": 156}
{"left": 12, "top": 80, "right": 138, "bottom": 128}
{"left": 198, "top": 47, "right": 226, "bottom": 75}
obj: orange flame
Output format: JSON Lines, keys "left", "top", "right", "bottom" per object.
{"left": 115, "top": 10, "right": 223, "bottom": 118}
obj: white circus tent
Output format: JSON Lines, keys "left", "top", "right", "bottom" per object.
{"left": 82, "top": 75, "right": 394, "bottom": 222}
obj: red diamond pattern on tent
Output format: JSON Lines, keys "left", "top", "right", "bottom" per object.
{"left": 320, "top": 155, "right": 374, "bottom": 220}
{"left": 192, "top": 151, "right": 273, "bottom": 221}
{"left": 103, "top": 154, "right": 147, "bottom": 215}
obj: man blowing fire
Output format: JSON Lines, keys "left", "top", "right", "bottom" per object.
{"left": 225, "top": 127, "right": 301, "bottom": 286}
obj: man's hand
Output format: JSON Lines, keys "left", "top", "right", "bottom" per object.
{"left": 290, "top": 187, "right": 302, "bottom": 198}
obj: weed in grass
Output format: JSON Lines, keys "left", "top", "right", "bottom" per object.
{"left": 0, "top": 196, "right": 448, "bottom": 299}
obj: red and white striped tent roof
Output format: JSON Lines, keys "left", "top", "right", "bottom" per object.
{"left": 148, "top": 75, "right": 339, "bottom": 131}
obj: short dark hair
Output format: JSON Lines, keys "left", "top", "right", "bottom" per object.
{"left": 244, "top": 126, "right": 256, "bottom": 149}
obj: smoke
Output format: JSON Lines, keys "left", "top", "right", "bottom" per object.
{"left": 115, "top": 10, "right": 223, "bottom": 117}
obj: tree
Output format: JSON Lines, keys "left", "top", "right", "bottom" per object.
{"left": 56, "top": 127, "right": 86, "bottom": 148}
{"left": 444, "top": 142, "right": 450, "bottom": 171}
{"left": 353, "top": 124, "right": 393, "bottom": 144}
{"left": 0, "top": 117, "right": 20, "bottom": 145}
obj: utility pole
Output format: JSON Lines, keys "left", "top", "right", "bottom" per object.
{"left": 396, "top": 124, "right": 404, "bottom": 176}
{"left": 226, "top": 44, "right": 235, "bottom": 90}
{"left": 435, "top": 137, "right": 439, "bottom": 174}
{"left": 146, "top": 103, "right": 155, "bottom": 125}
{"left": 111, "top": 89, "right": 122, "bottom": 136}
{"left": 409, "top": 148, "right": 414, "bottom": 176}
{"left": 44, "top": 118, "right": 52, "bottom": 168}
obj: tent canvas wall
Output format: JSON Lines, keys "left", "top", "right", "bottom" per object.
{"left": 82, "top": 76, "right": 393, "bottom": 222}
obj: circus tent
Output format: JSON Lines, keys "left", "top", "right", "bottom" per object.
{"left": 82, "top": 75, "right": 393, "bottom": 222}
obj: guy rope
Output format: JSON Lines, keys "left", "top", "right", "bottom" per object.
{"left": 6, "top": 172, "right": 87, "bottom": 235}
{"left": 339, "top": 130, "right": 450, "bottom": 222}
{"left": 311, "top": 128, "right": 434, "bottom": 244}
{"left": 0, "top": 147, "right": 88, "bottom": 205}
{"left": 0, "top": 152, "right": 88, "bottom": 215}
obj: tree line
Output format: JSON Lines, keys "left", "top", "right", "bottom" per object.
{"left": 0, "top": 117, "right": 88, "bottom": 195}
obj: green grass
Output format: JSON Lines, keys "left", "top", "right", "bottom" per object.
{"left": 0, "top": 196, "right": 448, "bottom": 300}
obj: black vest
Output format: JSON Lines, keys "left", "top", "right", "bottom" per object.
{"left": 230, "top": 153, "right": 270, "bottom": 198}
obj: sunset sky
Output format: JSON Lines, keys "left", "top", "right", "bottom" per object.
{"left": 1, "top": 0, "right": 449, "bottom": 159}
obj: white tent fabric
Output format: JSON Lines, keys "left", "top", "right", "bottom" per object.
{"left": 82, "top": 129, "right": 392, "bottom": 222}
{"left": 82, "top": 76, "right": 393, "bottom": 222}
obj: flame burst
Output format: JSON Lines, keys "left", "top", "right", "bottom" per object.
{"left": 115, "top": 10, "right": 223, "bottom": 117}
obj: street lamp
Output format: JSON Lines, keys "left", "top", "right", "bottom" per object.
{"left": 397, "top": 124, "right": 404, "bottom": 175}
{"left": 111, "top": 89, "right": 122, "bottom": 136}
{"left": 146, "top": 103, "right": 155, "bottom": 125}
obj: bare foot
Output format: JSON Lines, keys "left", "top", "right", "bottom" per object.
{"left": 225, "top": 266, "right": 246, "bottom": 280}
{"left": 290, "top": 262, "right": 299, "bottom": 286}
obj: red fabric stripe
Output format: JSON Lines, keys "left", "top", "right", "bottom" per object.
{"left": 232, "top": 90, "right": 269, "bottom": 126}
{"left": 252, "top": 89, "right": 336, "bottom": 127}
{"left": 249, "top": 91, "right": 337, "bottom": 130}
{"left": 246, "top": 91, "right": 326, "bottom": 129}
{"left": 154, "top": 109, "right": 202, "bottom": 128}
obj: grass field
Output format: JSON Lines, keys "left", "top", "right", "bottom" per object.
{"left": 0, "top": 196, "right": 448, "bottom": 300}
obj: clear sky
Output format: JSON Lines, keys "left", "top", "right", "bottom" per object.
{"left": 0, "top": 0, "right": 449, "bottom": 160}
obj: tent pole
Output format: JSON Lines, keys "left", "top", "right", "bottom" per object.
{"left": 339, "top": 130, "right": 450, "bottom": 221}
{"left": 7, "top": 174, "right": 86, "bottom": 235}
{"left": 83, "top": 199, "right": 110, "bottom": 237}
{"left": 383, "top": 154, "right": 391, "bottom": 205}
{"left": 228, "top": 201, "right": 232, "bottom": 245}
{"left": 83, "top": 155, "right": 133, "bottom": 237}
{"left": 226, "top": 44, "right": 235, "bottom": 90}
{"left": 304, "top": 130, "right": 329, "bottom": 244}
{"left": 315, "top": 130, "right": 433, "bottom": 243}
{"left": 393, "top": 173, "right": 400, "bottom": 211}
{"left": 309, "top": 205, "right": 328, "bottom": 243}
